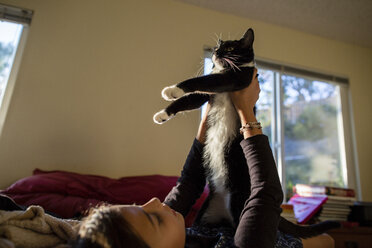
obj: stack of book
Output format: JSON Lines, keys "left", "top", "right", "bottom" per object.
{"left": 318, "top": 196, "right": 355, "bottom": 222}
{"left": 289, "top": 184, "right": 356, "bottom": 224}
{"left": 281, "top": 203, "right": 297, "bottom": 223}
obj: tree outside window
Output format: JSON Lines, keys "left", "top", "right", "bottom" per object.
{"left": 0, "top": 21, "right": 23, "bottom": 109}
{"left": 257, "top": 69, "right": 345, "bottom": 200}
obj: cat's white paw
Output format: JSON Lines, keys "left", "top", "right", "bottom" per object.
{"left": 153, "top": 110, "right": 174, "bottom": 124}
{"left": 161, "top": 86, "right": 185, "bottom": 101}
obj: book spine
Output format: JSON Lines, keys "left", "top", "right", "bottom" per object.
{"left": 294, "top": 184, "right": 355, "bottom": 197}
{"left": 326, "top": 187, "right": 355, "bottom": 197}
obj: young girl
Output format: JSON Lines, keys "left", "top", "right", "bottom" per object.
{"left": 73, "top": 69, "right": 332, "bottom": 248}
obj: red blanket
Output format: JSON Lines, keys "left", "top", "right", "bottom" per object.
{"left": 1, "top": 169, "right": 208, "bottom": 226}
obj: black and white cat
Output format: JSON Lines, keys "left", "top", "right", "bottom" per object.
{"left": 154, "top": 28, "right": 339, "bottom": 238}
{"left": 153, "top": 29, "right": 255, "bottom": 125}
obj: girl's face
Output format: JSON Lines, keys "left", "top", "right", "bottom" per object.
{"left": 117, "top": 197, "right": 185, "bottom": 248}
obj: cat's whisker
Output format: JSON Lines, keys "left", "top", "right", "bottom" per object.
{"left": 224, "top": 57, "right": 234, "bottom": 65}
{"left": 224, "top": 57, "right": 240, "bottom": 71}
{"left": 199, "top": 56, "right": 205, "bottom": 65}
{"left": 226, "top": 57, "right": 239, "bottom": 62}
{"left": 232, "top": 64, "right": 240, "bottom": 71}
{"left": 225, "top": 55, "right": 238, "bottom": 62}
{"left": 196, "top": 64, "right": 205, "bottom": 77}
{"left": 195, "top": 58, "right": 206, "bottom": 77}
{"left": 228, "top": 54, "right": 241, "bottom": 59}
{"left": 212, "top": 34, "right": 219, "bottom": 44}
{"left": 233, "top": 63, "right": 241, "bottom": 71}
{"left": 213, "top": 33, "right": 222, "bottom": 45}
{"left": 224, "top": 61, "right": 233, "bottom": 71}
{"left": 223, "top": 58, "right": 236, "bottom": 72}
{"left": 222, "top": 60, "right": 230, "bottom": 69}
{"left": 230, "top": 57, "right": 242, "bottom": 63}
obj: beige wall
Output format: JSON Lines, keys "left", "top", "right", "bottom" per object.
{"left": 1, "top": 0, "right": 371, "bottom": 200}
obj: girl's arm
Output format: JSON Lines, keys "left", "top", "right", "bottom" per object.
{"left": 234, "top": 135, "right": 283, "bottom": 248}
{"left": 230, "top": 68, "right": 284, "bottom": 248}
{"left": 163, "top": 103, "right": 210, "bottom": 216}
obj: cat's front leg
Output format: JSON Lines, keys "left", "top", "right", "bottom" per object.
{"left": 161, "top": 85, "right": 185, "bottom": 101}
{"left": 162, "top": 68, "right": 254, "bottom": 101}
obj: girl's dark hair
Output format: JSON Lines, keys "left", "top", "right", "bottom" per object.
{"left": 72, "top": 205, "right": 150, "bottom": 248}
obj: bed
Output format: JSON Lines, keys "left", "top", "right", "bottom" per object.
{"left": 0, "top": 168, "right": 208, "bottom": 227}
{"left": 0, "top": 169, "right": 334, "bottom": 248}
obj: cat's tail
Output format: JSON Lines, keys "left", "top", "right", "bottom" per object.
{"left": 278, "top": 216, "right": 341, "bottom": 239}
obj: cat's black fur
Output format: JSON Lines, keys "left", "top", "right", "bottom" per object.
{"left": 154, "top": 28, "right": 340, "bottom": 238}
{"left": 153, "top": 29, "right": 255, "bottom": 124}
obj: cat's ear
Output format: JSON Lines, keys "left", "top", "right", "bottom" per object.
{"left": 241, "top": 28, "right": 254, "bottom": 48}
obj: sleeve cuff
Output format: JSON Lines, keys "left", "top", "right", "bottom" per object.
{"left": 240, "top": 134, "right": 269, "bottom": 148}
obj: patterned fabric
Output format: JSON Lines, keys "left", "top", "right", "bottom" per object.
{"left": 186, "top": 225, "right": 235, "bottom": 248}
{"left": 186, "top": 225, "right": 303, "bottom": 248}
{"left": 275, "top": 231, "right": 303, "bottom": 248}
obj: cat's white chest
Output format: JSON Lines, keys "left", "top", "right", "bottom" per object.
{"left": 202, "top": 93, "right": 240, "bottom": 224}
{"left": 204, "top": 93, "right": 240, "bottom": 184}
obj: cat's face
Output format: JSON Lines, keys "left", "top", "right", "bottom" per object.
{"left": 212, "top": 28, "right": 254, "bottom": 71}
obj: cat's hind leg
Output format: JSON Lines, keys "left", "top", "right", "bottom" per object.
{"left": 154, "top": 93, "right": 210, "bottom": 124}
{"left": 153, "top": 109, "right": 174, "bottom": 124}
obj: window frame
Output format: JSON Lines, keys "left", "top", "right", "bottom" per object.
{"left": 255, "top": 59, "right": 360, "bottom": 200}
{"left": 0, "top": 4, "right": 32, "bottom": 137}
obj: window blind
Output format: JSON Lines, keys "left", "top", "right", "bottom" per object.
{"left": 0, "top": 3, "right": 33, "bottom": 25}
{"left": 204, "top": 47, "right": 349, "bottom": 85}
{"left": 256, "top": 60, "right": 349, "bottom": 85}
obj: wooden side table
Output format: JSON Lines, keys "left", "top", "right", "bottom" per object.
{"left": 327, "top": 226, "right": 372, "bottom": 248}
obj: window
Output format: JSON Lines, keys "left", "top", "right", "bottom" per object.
{"left": 203, "top": 55, "right": 359, "bottom": 201}
{"left": 0, "top": 4, "right": 33, "bottom": 136}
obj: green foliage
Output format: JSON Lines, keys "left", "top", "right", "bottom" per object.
{"left": 286, "top": 103, "right": 337, "bottom": 141}
{"left": 0, "top": 42, "right": 14, "bottom": 75}
{"left": 282, "top": 76, "right": 316, "bottom": 102}
{"left": 285, "top": 157, "right": 312, "bottom": 199}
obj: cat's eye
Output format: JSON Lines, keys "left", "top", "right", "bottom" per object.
{"left": 226, "top": 47, "right": 234, "bottom": 52}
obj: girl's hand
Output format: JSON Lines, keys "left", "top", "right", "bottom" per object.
{"left": 229, "top": 68, "right": 262, "bottom": 138}
{"left": 196, "top": 102, "right": 211, "bottom": 144}
{"left": 229, "top": 68, "right": 260, "bottom": 123}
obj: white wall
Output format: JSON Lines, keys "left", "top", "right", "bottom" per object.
{"left": 1, "top": 0, "right": 371, "bottom": 200}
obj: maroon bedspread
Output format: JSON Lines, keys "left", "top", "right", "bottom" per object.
{"left": 1, "top": 169, "right": 208, "bottom": 226}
